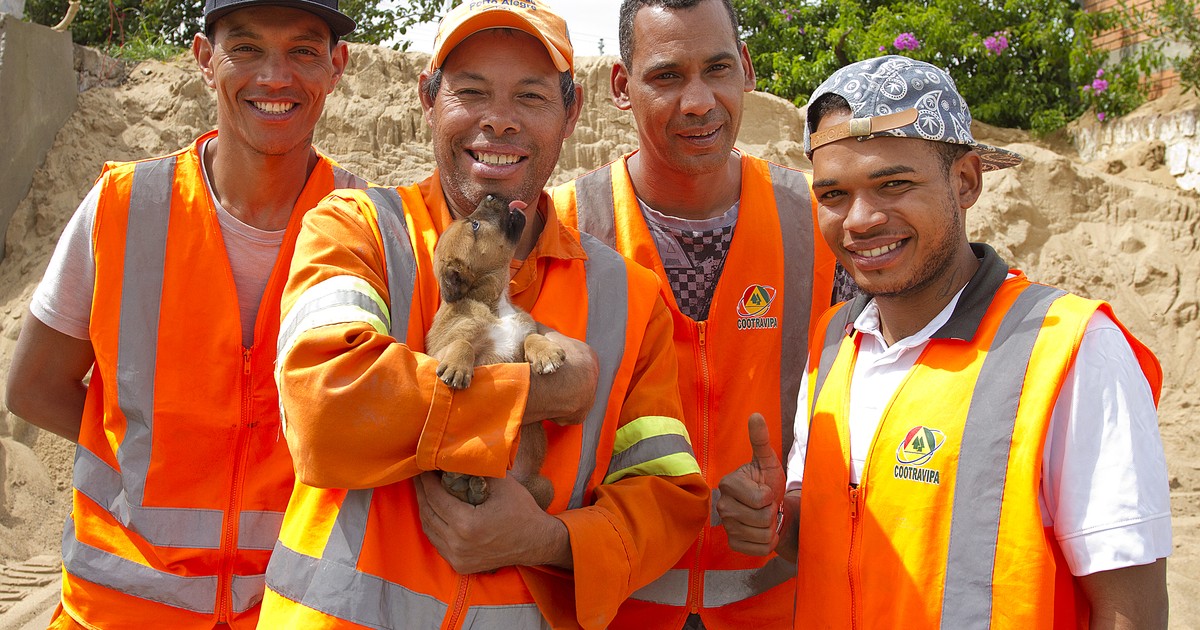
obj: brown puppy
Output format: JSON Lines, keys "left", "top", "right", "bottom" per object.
{"left": 426, "top": 194, "right": 564, "bottom": 510}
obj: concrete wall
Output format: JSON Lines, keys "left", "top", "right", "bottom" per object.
{"left": 0, "top": 1, "right": 24, "bottom": 19}
{"left": 0, "top": 14, "right": 76, "bottom": 262}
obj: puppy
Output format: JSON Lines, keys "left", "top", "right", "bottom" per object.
{"left": 426, "top": 194, "right": 565, "bottom": 510}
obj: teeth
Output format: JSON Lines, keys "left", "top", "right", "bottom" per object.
{"left": 474, "top": 151, "right": 520, "bottom": 165}
{"left": 862, "top": 242, "right": 900, "bottom": 258}
{"left": 252, "top": 101, "right": 295, "bottom": 114}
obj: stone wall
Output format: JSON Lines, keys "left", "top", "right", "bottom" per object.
{"left": 1069, "top": 101, "right": 1200, "bottom": 191}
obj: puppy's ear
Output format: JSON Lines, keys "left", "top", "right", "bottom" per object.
{"left": 439, "top": 267, "right": 468, "bottom": 302}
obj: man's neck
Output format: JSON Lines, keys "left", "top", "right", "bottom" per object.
{"left": 206, "top": 136, "right": 316, "bottom": 231}
{"left": 873, "top": 246, "right": 980, "bottom": 346}
{"left": 627, "top": 151, "right": 742, "bottom": 220}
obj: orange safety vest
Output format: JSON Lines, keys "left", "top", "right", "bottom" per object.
{"left": 261, "top": 179, "right": 707, "bottom": 629}
{"left": 797, "top": 245, "right": 1162, "bottom": 629}
{"left": 551, "top": 152, "right": 836, "bottom": 629}
{"left": 58, "top": 131, "right": 365, "bottom": 629}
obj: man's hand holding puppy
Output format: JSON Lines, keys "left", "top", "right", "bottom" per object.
{"left": 524, "top": 329, "right": 598, "bottom": 428}
{"left": 416, "top": 471, "right": 574, "bottom": 574}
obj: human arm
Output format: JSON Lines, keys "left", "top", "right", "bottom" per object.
{"left": 715, "top": 413, "right": 797, "bottom": 561}
{"left": 278, "top": 191, "right": 589, "bottom": 490}
{"left": 5, "top": 185, "right": 99, "bottom": 443}
{"left": 1077, "top": 559, "right": 1168, "bottom": 630}
{"left": 5, "top": 312, "right": 94, "bottom": 443}
{"left": 1045, "top": 310, "right": 1170, "bottom": 625}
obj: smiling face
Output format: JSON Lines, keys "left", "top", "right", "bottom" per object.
{"left": 420, "top": 28, "right": 582, "bottom": 220}
{"left": 810, "top": 109, "right": 983, "bottom": 303}
{"left": 612, "top": 0, "right": 755, "bottom": 176}
{"left": 193, "top": 5, "right": 348, "bottom": 159}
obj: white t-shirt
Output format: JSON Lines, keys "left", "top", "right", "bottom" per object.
{"left": 31, "top": 139, "right": 287, "bottom": 348}
{"left": 784, "top": 282, "right": 1172, "bottom": 577}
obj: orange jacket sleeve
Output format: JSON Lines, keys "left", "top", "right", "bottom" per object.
{"left": 520, "top": 294, "right": 710, "bottom": 629}
{"left": 277, "top": 192, "right": 529, "bottom": 490}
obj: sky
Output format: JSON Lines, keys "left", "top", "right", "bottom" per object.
{"left": 401, "top": 1, "right": 623, "bottom": 58}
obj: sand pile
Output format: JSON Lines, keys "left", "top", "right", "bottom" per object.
{"left": 0, "top": 42, "right": 1196, "bottom": 622}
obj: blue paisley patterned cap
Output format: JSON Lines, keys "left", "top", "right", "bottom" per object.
{"left": 803, "top": 55, "right": 1024, "bottom": 172}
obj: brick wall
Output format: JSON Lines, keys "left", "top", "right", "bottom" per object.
{"left": 1082, "top": 0, "right": 1192, "bottom": 98}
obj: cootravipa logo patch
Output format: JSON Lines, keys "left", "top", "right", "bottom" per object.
{"left": 893, "top": 426, "right": 946, "bottom": 485}
{"left": 736, "top": 285, "right": 778, "bottom": 330}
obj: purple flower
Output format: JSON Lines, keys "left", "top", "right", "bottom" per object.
{"left": 893, "top": 32, "right": 921, "bottom": 51}
{"left": 781, "top": 8, "right": 792, "bottom": 21}
{"left": 1092, "top": 78, "right": 1108, "bottom": 92}
{"left": 1096, "top": 68, "right": 1105, "bottom": 77}
{"left": 983, "top": 31, "right": 1009, "bottom": 56}
{"left": 1097, "top": 112, "right": 1107, "bottom": 122}
{"left": 879, "top": 45, "right": 886, "bottom": 52}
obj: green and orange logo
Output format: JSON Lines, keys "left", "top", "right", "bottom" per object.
{"left": 895, "top": 426, "right": 946, "bottom": 467}
{"left": 736, "top": 284, "right": 779, "bottom": 330}
{"left": 737, "top": 285, "right": 776, "bottom": 317}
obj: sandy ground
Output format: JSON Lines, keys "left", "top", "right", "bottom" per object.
{"left": 0, "top": 43, "right": 1196, "bottom": 625}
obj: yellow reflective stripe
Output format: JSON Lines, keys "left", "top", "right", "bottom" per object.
{"left": 278, "top": 276, "right": 390, "bottom": 361}
{"left": 604, "top": 452, "right": 701, "bottom": 484}
{"left": 605, "top": 415, "right": 699, "bottom": 484}
{"left": 612, "top": 415, "right": 692, "bottom": 454}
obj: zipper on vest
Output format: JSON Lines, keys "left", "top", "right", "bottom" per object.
{"left": 687, "top": 322, "right": 712, "bottom": 613}
{"left": 446, "top": 574, "right": 471, "bottom": 629}
{"left": 848, "top": 484, "right": 862, "bottom": 630}
{"left": 217, "top": 348, "right": 254, "bottom": 623}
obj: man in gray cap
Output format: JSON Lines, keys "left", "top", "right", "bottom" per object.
{"left": 717, "top": 55, "right": 1171, "bottom": 628}
{"left": 5, "top": 1, "right": 362, "bottom": 627}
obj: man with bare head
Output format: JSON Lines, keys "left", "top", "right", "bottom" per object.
{"left": 5, "top": 1, "right": 362, "bottom": 626}
{"left": 553, "top": 1, "right": 839, "bottom": 627}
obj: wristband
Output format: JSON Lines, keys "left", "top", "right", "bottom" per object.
{"left": 774, "top": 500, "right": 786, "bottom": 536}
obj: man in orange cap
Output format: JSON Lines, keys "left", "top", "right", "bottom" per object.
{"left": 256, "top": 2, "right": 709, "bottom": 628}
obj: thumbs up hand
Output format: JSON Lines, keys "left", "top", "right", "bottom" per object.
{"left": 716, "top": 413, "right": 787, "bottom": 556}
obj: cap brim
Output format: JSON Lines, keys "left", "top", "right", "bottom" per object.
{"left": 974, "top": 143, "right": 1024, "bottom": 172}
{"left": 431, "top": 10, "right": 570, "bottom": 73}
{"left": 206, "top": 0, "right": 356, "bottom": 37}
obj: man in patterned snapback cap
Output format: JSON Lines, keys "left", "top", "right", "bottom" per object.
{"left": 718, "top": 54, "right": 1171, "bottom": 628}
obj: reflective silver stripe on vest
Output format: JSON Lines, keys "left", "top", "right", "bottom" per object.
{"left": 572, "top": 165, "right": 617, "bottom": 249}
{"left": 333, "top": 164, "right": 369, "bottom": 191}
{"left": 632, "top": 556, "right": 797, "bottom": 607}
{"left": 62, "top": 516, "right": 266, "bottom": 614}
{"left": 769, "top": 164, "right": 815, "bottom": 458}
{"left": 367, "top": 187, "right": 416, "bottom": 338}
{"left": 569, "top": 232, "right": 628, "bottom": 509}
{"left": 940, "top": 283, "right": 1065, "bottom": 629}
{"left": 810, "top": 302, "right": 858, "bottom": 420}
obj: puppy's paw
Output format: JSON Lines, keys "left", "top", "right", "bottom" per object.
{"left": 525, "top": 335, "right": 566, "bottom": 375}
{"left": 442, "top": 472, "right": 490, "bottom": 505}
{"left": 436, "top": 360, "right": 474, "bottom": 389}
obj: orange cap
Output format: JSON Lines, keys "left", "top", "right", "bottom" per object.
{"left": 429, "top": 0, "right": 573, "bottom": 76}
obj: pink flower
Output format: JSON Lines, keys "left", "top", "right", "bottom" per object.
{"left": 893, "top": 32, "right": 921, "bottom": 51}
{"left": 1092, "top": 78, "right": 1108, "bottom": 92}
{"left": 1097, "top": 112, "right": 1107, "bottom": 122}
{"left": 983, "top": 31, "right": 1009, "bottom": 56}
{"left": 1096, "top": 68, "right": 1105, "bottom": 77}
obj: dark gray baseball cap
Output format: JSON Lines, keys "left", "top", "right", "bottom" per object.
{"left": 204, "top": 0, "right": 356, "bottom": 38}
{"left": 804, "top": 55, "right": 1023, "bottom": 172}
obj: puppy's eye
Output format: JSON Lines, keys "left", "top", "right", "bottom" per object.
{"left": 470, "top": 219, "right": 480, "bottom": 232}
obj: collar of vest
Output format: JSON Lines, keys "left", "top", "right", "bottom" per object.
{"left": 841, "top": 242, "right": 1009, "bottom": 341}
